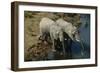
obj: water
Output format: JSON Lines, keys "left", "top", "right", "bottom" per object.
{"left": 71, "top": 14, "right": 90, "bottom": 59}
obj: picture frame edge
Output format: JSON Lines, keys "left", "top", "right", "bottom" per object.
{"left": 11, "top": 1, "right": 98, "bottom": 71}
{"left": 11, "top": 2, "right": 19, "bottom": 71}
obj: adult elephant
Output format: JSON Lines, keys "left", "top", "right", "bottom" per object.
{"left": 56, "top": 18, "right": 80, "bottom": 58}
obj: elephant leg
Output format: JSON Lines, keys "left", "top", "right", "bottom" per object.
{"left": 50, "top": 37, "right": 55, "bottom": 52}
{"left": 62, "top": 39, "right": 66, "bottom": 58}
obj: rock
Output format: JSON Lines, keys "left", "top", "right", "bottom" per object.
{"left": 25, "top": 39, "right": 52, "bottom": 61}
